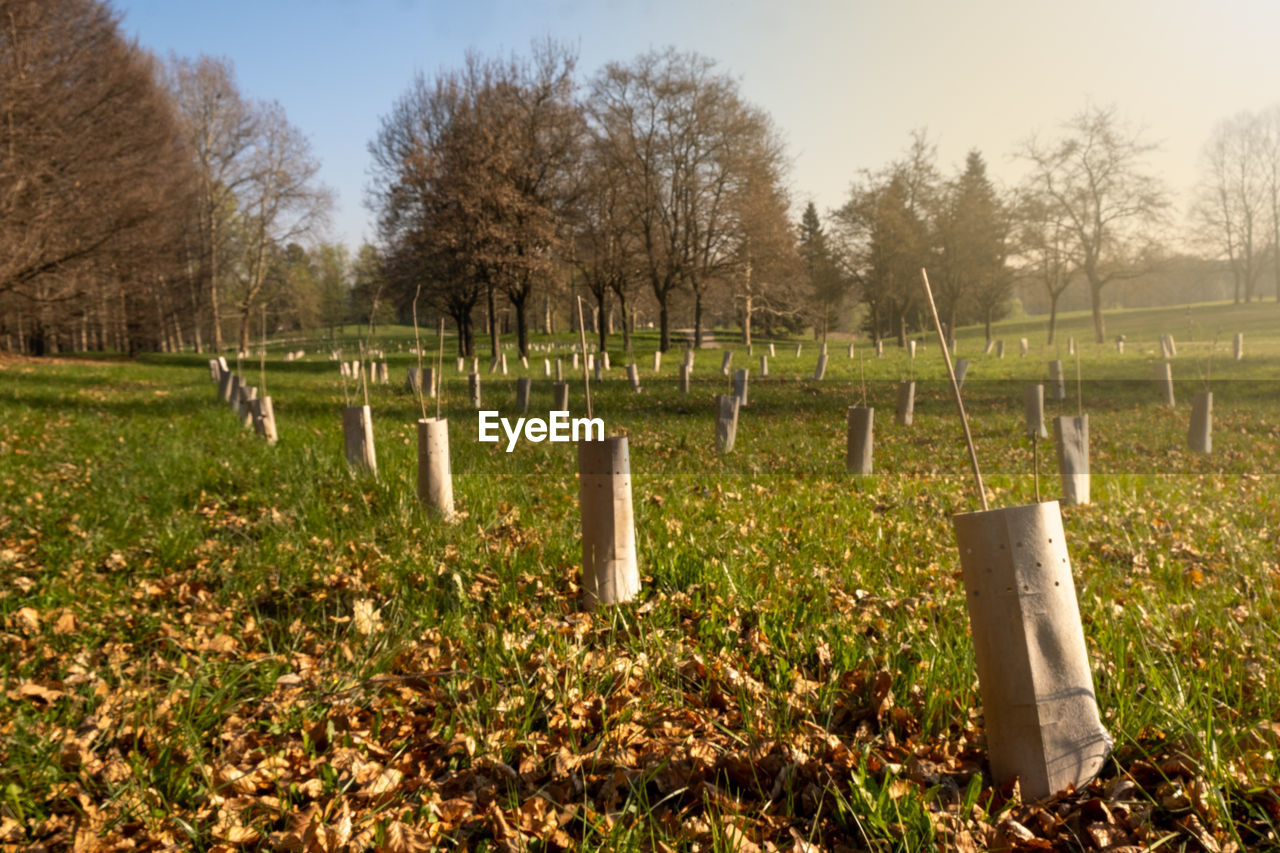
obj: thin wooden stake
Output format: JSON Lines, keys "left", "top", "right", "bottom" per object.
{"left": 920, "top": 268, "right": 987, "bottom": 511}
{"left": 259, "top": 304, "right": 267, "bottom": 397}
{"left": 1075, "top": 349, "right": 1082, "bottom": 417}
{"left": 576, "top": 296, "right": 593, "bottom": 420}
{"left": 1033, "top": 436, "right": 1041, "bottom": 503}
{"left": 360, "top": 344, "right": 370, "bottom": 408}
{"left": 436, "top": 317, "right": 445, "bottom": 421}
{"left": 859, "top": 354, "right": 866, "bottom": 408}
{"left": 412, "top": 285, "right": 428, "bottom": 422}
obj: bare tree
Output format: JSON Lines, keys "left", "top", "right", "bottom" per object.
{"left": 231, "top": 101, "right": 331, "bottom": 354}
{"left": 589, "top": 49, "right": 783, "bottom": 351}
{"left": 1018, "top": 105, "right": 1168, "bottom": 342}
{"left": 1014, "top": 191, "right": 1074, "bottom": 343}
{"left": 166, "top": 55, "right": 260, "bottom": 352}
{"left": 1259, "top": 106, "right": 1280, "bottom": 302}
{"left": 1191, "top": 112, "right": 1268, "bottom": 305}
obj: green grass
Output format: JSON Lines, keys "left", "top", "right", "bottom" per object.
{"left": 1, "top": 300, "right": 1279, "bottom": 850}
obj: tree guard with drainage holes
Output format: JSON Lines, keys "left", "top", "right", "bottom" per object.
{"left": 1048, "top": 360, "right": 1066, "bottom": 401}
{"left": 953, "top": 501, "right": 1112, "bottom": 801}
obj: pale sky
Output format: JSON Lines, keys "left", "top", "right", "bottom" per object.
{"left": 116, "top": 0, "right": 1280, "bottom": 249}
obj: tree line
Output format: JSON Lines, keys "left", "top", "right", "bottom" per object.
{"left": 0, "top": 0, "right": 334, "bottom": 356}
{"left": 8, "top": 3, "right": 1280, "bottom": 358}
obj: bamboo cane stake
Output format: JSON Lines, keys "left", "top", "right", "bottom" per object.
{"left": 412, "top": 285, "right": 428, "bottom": 422}
{"left": 576, "top": 296, "right": 593, "bottom": 420}
{"left": 920, "top": 268, "right": 987, "bottom": 511}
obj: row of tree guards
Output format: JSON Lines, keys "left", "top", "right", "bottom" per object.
{"left": 210, "top": 291, "right": 1237, "bottom": 801}
{"left": 209, "top": 355, "right": 277, "bottom": 444}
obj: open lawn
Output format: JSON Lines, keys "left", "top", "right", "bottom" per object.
{"left": 2, "top": 301, "right": 1279, "bottom": 851}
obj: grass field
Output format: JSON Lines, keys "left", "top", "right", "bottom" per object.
{"left": 2, "top": 301, "right": 1279, "bottom": 851}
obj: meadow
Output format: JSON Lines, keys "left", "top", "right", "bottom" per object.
{"left": 2, "top": 300, "right": 1279, "bottom": 851}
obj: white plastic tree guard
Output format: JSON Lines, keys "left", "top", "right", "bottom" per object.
{"left": 239, "top": 385, "right": 257, "bottom": 429}
{"left": 1048, "top": 360, "right": 1066, "bottom": 401}
{"left": 720, "top": 350, "right": 733, "bottom": 376}
{"left": 516, "top": 377, "right": 532, "bottom": 413}
{"left": 732, "top": 368, "right": 748, "bottom": 406}
{"left": 813, "top": 353, "right": 828, "bottom": 380}
{"left": 846, "top": 406, "right": 874, "bottom": 476}
{"left": 417, "top": 417, "right": 454, "bottom": 518}
{"left": 1053, "top": 415, "right": 1089, "bottom": 505}
{"left": 895, "top": 380, "right": 915, "bottom": 427}
{"left": 679, "top": 363, "right": 691, "bottom": 394}
{"left": 953, "top": 501, "right": 1112, "bottom": 801}
{"left": 553, "top": 382, "right": 569, "bottom": 411}
{"left": 578, "top": 436, "right": 640, "bottom": 610}
{"left": 955, "top": 359, "right": 970, "bottom": 389}
{"left": 342, "top": 405, "right": 377, "bottom": 474}
{"left": 627, "top": 363, "right": 641, "bottom": 392}
{"left": 760, "top": 355, "right": 768, "bottom": 377}
{"left": 997, "top": 341, "right": 1006, "bottom": 359}
{"left": 1024, "top": 385, "right": 1048, "bottom": 438}
{"left": 1234, "top": 332, "right": 1243, "bottom": 361}
{"left": 469, "top": 373, "right": 481, "bottom": 408}
{"left": 1188, "top": 391, "right": 1212, "bottom": 453}
{"left": 715, "top": 394, "right": 740, "bottom": 452}
{"left": 652, "top": 351, "right": 661, "bottom": 372}
{"left": 1156, "top": 363, "right": 1175, "bottom": 407}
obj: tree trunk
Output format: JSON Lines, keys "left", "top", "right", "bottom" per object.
{"left": 595, "top": 290, "right": 608, "bottom": 353}
{"left": 742, "top": 293, "right": 752, "bottom": 346}
{"left": 1089, "top": 281, "right": 1106, "bottom": 343}
{"left": 513, "top": 295, "right": 529, "bottom": 359}
{"left": 694, "top": 292, "right": 703, "bottom": 348}
{"left": 659, "top": 301, "right": 670, "bottom": 352}
{"left": 618, "top": 290, "right": 631, "bottom": 354}
{"left": 486, "top": 283, "right": 498, "bottom": 358}
{"left": 1046, "top": 294, "right": 1059, "bottom": 345}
